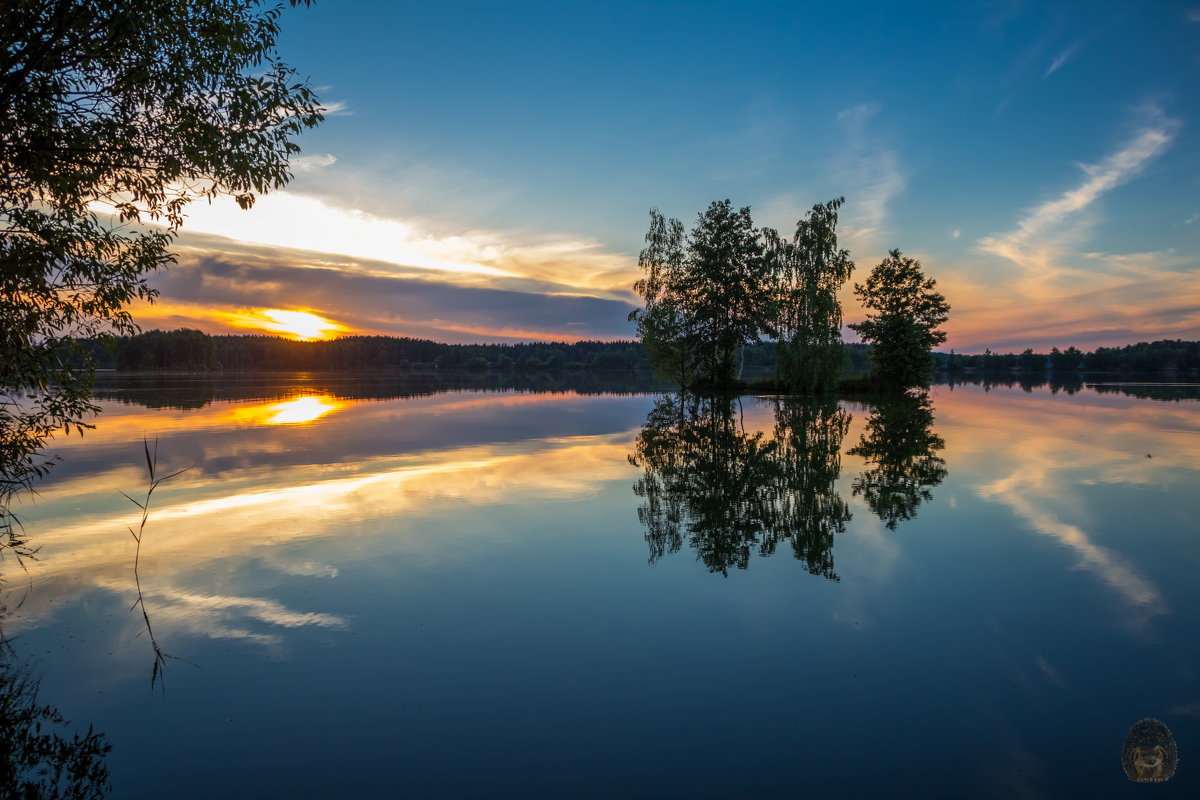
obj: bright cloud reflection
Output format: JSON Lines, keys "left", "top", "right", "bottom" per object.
{"left": 0, "top": 437, "right": 637, "bottom": 656}
{"left": 930, "top": 385, "right": 1188, "bottom": 629}
{"left": 3, "top": 386, "right": 645, "bottom": 648}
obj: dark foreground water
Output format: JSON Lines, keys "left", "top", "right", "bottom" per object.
{"left": 3, "top": 374, "right": 1198, "bottom": 798}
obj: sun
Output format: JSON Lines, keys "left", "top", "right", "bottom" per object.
{"left": 258, "top": 309, "right": 345, "bottom": 340}
{"left": 223, "top": 308, "right": 348, "bottom": 340}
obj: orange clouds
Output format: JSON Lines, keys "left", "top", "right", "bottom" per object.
{"left": 931, "top": 256, "right": 1200, "bottom": 352}
{"left": 134, "top": 249, "right": 639, "bottom": 345}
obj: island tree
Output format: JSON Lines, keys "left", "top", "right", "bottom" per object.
{"left": 628, "top": 210, "right": 695, "bottom": 385}
{"left": 849, "top": 249, "right": 950, "bottom": 389}
{"left": 631, "top": 201, "right": 773, "bottom": 388}
{"left": 631, "top": 198, "right": 854, "bottom": 391}
{"left": 767, "top": 197, "right": 855, "bottom": 393}
{"left": 630, "top": 393, "right": 774, "bottom": 574}
{"left": 683, "top": 200, "right": 773, "bottom": 387}
{"left": 1, "top": 0, "right": 323, "bottom": 503}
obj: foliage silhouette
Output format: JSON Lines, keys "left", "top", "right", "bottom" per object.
{"left": 631, "top": 198, "right": 856, "bottom": 392}
{"left": 0, "top": 639, "right": 111, "bottom": 799}
{"left": 766, "top": 197, "right": 856, "bottom": 394}
{"left": 0, "top": 504, "right": 36, "bottom": 594}
{"left": 629, "top": 393, "right": 851, "bottom": 577}
{"left": 631, "top": 201, "right": 774, "bottom": 389}
{"left": 850, "top": 250, "right": 950, "bottom": 390}
{"left": 629, "top": 210, "right": 695, "bottom": 385}
{"left": 1, "top": 0, "right": 323, "bottom": 502}
{"left": 848, "top": 393, "right": 947, "bottom": 529}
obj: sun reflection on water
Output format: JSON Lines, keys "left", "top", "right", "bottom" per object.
{"left": 264, "top": 395, "right": 342, "bottom": 425}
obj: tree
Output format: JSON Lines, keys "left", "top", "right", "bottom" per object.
{"left": 1049, "top": 346, "right": 1082, "bottom": 373}
{"left": 116, "top": 328, "right": 219, "bottom": 371}
{"left": 1, "top": 1, "right": 323, "bottom": 501}
{"left": 767, "top": 197, "right": 855, "bottom": 393}
{"left": 628, "top": 209, "right": 696, "bottom": 385}
{"left": 684, "top": 200, "right": 772, "bottom": 387}
{"left": 630, "top": 201, "right": 775, "bottom": 388}
{"left": 1018, "top": 347, "right": 1044, "bottom": 373}
{"left": 849, "top": 249, "right": 950, "bottom": 389}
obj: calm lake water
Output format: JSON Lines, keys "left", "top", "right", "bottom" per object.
{"left": 3, "top": 373, "right": 1198, "bottom": 798}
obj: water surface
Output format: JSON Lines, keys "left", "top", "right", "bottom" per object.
{"left": 3, "top": 376, "right": 1198, "bottom": 797}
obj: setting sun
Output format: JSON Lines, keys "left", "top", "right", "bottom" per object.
{"left": 221, "top": 308, "right": 348, "bottom": 340}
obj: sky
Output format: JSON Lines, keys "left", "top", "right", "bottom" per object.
{"left": 133, "top": 0, "right": 1200, "bottom": 352}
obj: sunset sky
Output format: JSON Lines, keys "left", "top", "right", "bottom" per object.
{"left": 136, "top": 0, "right": 1200, "bottom": 351}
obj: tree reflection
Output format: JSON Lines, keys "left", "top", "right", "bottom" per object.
{"left": 763, "top": 397, "right": 853, "bottom": 577}
{"left": 0, "top": 638, "right": 111, "bottom": 798}
{"left": 629, "top": 393, "right": 851, "bottom": 578}
{"left": 848, "top": 392, "right": 947, "bottom": 529}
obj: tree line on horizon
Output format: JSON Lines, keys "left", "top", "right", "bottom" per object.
{"left": 71, "top": 329, "right": 1200, "bottom": 377}
{"left": 73, "top": 330, "right": 653, "bottom": 373}
{"left": 939, "top": 340, "right": 1200, "bottom": 374}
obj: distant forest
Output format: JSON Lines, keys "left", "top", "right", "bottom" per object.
{"left": 74, "top": 329, "right": 1200, "bottom": 376}
{"left": 936, "top": 341, "right": 1200, "bottom": 374}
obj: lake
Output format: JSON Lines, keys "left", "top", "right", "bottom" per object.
{"left": 2, "top": 373, "right": 1198, "bottom": 798}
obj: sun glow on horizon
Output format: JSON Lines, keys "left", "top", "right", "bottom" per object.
{"left": 220, "top": 308, "right": 348, "bottom": 340}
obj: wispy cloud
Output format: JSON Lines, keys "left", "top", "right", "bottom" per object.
{"left": 157, "top": 189, "right": 641, "bottom": 302}
{"left": 290, "top": 153, "right": 337, "bottom": 172}
{"left": 1035, "top": 654, "right": 1065, "bottom": 687}
{"left": 1044, "top": 43, "right": 1080, "bottom": 78}
{"left": 832, "top": 103, "right": 905, "bottom": 244}
{"left": 755, "top": 191, "right": 816, "bottom": 234}
{"left": 978, "top": 110, "right": 1181, "bottom": 285}
{"left": 318, "top": 98, "right": 351, "bottom": 116}
{"left": 162, "top": 589, "right": 346, "bottom": 630}
{"left": 960, "top": 399, "right": 1183, "bottom": 632}
{"left": 836, "top": 102, "right": 880, "bottom": 123}
{"left": 932, "top": 109, "right": 1194, "bottom": 351}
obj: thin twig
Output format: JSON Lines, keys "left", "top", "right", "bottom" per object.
{"left": 123, "top": 438, "right": 190, "bottom": 692}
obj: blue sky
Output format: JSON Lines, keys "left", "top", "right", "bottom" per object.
{"left": 144, "top": 0, "right": 1200, "bottom": 350}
